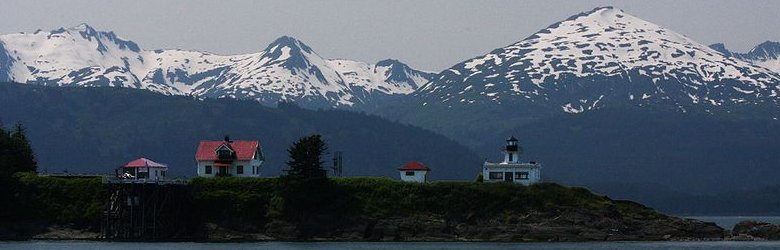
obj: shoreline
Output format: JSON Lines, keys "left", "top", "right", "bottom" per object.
{"left": 17, "top": 220, "right": 780, "bottom": 243}
{"left": 5, "top": 237, "right": 779, "bottom": 243}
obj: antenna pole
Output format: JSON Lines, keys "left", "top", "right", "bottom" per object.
{"left": 331, "top": 151, "right": 343, "bottom": 177}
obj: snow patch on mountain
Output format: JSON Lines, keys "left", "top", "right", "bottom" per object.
{"left": 0, "top": 26, "right": 434, "bottom": 108}
{"left": 417, "top": 6, "right": 780, "bottom": 112}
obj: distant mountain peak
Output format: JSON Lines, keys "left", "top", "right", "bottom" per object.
{"left": 526, "top": 6, "right": 627, "bottom": 42}
{"left": 566, "top": 6, "right": 620, "bottom": 21}
{"left": 376, "top": 59, "right": 406, "bottom": 67}
{"left": 711, "top": 41, "right": 780, "bottom": 73}
{"left": 376, "top": 59, "right": 412, "bottom": 82}
{"left": 748, "top": 41, "right": 780, "bottom": 59}
{"left": 593, "top": 5, "right": 616, "bottom": 10}
{"left": 43, "top": 23, "right": 141, "bottom": 53}
{"left": 416, "top": 6, "right": 780, "bottom": 113}
{"left": 754, "top": 40, "right": 780, "bottom": 49}
{"left": 70, "top": 23, "right": 96, "bottom": 33}
{"left": 259, "top": 36, "right": 322, "bottom": 71}
{"left": 263, "top": 35, "right": 315, "bottom": 54}
{"left": 709, "top": 43, "right": 732, "bottom": 57}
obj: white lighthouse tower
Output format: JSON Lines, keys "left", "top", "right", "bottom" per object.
{"left": 504, "top": 136, "right": 520, "bottom": 163}
{"left": 482, "top": 136, "right": 541, "bottom": 185}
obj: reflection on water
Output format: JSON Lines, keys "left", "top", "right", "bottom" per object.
{"left": 4, "top": 241, "right": 780, "bottom": 250}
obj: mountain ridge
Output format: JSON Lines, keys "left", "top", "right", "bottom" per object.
{"left": 709, "top": 41, "right": 780, "bottom": 74}
{"left": 0, "top": 24, "right": 434, "bottom": 109}
{"left": 0, "top": 81, "right": 480, "bottom": 179}
{"left": 413, "top": 6, "right": 780, "bottom": 115}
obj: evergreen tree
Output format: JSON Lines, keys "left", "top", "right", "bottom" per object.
{"left": 10, "top": 123, "right": 37, "bottom": 173}
{"left": 284, "top": 134, "right": 327, "bottom": 181}
{"left": 0, "top": 123, "right": 7, "bottom": 176}
{"left": 0, "top": 122, "right": 37, "bottom": 178}
{"left": 279, "top": 134, "right": 335, "bottom": 238}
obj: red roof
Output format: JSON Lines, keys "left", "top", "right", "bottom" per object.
{"left": 398, "top": 161, "right": 430, "bottom": 171}
{"left": 195, "top": 140, "right": 259, "bottom": 161}
{"left": 124, "top": 158, "right": 168, "bottom": 168}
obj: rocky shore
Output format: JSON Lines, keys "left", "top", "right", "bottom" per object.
{"left": 199, "top": 203, "right": 726, "bottom": 242}
{"left": 16, "top": 217, "right": 780, "bottom": 242}
{"left": 728, "top": 220, "right": 780, "bottom": 241}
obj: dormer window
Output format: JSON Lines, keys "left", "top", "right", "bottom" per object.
{"left": 215, "top": 143, "right": 235, "bottom": 160}
{"left": 218, "top": 148, "right": 232, "bottom": 158}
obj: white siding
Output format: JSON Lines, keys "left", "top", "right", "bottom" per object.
{"left": 196, "top": 159, "right": 264, "bottom": 178}
{"left": 122, "top": 167, "right": 167, "bottom": 181}
{"left": 399, "top": 170, "right": 428, "bottom": 183}
{"left": 482, "top": 162, "right": 542, "bottom": 185}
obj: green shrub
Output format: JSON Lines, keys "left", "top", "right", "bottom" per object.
{"left": 11, "top": 172, "right": 104, "bottom": 228}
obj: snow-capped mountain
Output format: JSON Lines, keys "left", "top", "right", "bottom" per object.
{"left": 710, "top": 41, "right": 780, "bottom": 74}
{"left": 415, "top": 7, "right": 780, "bottom": 114}
{"left": 0, "top": 24, "right": 182, "bottom": 94}
{"left": 0, "top": 25, "right": 434, "bottom": 108}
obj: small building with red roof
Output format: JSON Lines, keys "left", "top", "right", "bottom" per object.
{"left": 398, "top": 161, "right": 430, "bottom": 183}
{"left": 195, "top": 136, "right": 264, "bottom": 177}
{"left": 120, "top": 158, "right": 168, "bottom": 181}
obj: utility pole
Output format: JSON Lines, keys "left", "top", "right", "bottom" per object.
{"left": 331, "top": 151, "right": 343, "bottom": 177}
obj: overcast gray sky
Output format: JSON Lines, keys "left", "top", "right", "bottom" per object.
{"left": 1, "top": 0, "right": 779, "bottom": 71}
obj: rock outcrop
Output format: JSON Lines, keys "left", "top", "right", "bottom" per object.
{"left": 732, "top": 220, "right": 780, "bottom": 240}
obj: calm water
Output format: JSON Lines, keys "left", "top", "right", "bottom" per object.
{"left": 686, "top": 216, "right": 780, "bottom": 230}
{"left": 4, "top": 241, "right": 780, "bottom": 250}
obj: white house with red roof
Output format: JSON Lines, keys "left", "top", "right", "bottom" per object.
{"left": 120, "top": 158, "right": 168, "bottom": 181}
{"left": 195, "top": 136, "right": 264, "bottom": 177}
{"left": 398, "top": 161, "right": 430, "bottom": 183}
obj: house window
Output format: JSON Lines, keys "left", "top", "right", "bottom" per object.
{"left": 237, "top": 165, "right": 244, "bottom": 174}
{"left": 205, "top": 165, "right": 212, "bottom": 174}
{"left": 508, "top": 153, "right": 513, "bottom": 162}
{"left": 516, "top": 172, "right": 529, "bottom": 180}
{"left": 488, "top": 171, "right": 503, "bottom": 180}
{"left": 405, "top": 171, "right": 415, "bottom": 176}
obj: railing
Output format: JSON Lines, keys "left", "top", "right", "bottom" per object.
{"left": 483, "top": 162, "right": 542, "bottom": 167}
{"left": 102, "top": 176, "right": 189, "bottom": 185}
{"left": 39, "top": 173, "right": 110, "bottom": 178}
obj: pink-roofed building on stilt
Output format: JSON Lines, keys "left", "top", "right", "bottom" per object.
{"left": 119, "top": 158, "right": 169, "bottom": 181}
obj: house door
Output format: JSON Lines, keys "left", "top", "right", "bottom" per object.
{"left": 218, "top": 167, "right": 229, "bottom": 176}
{"left": 504, "top": 172, "right": 514, "bottom": 182}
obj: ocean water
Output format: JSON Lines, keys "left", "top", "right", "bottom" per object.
{"left": 4, "top": 241, "right": 780, "bottom": 250}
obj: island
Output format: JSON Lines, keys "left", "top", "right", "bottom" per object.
{"left": 1, "top": 172, "right": 729, "bottom": 242}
